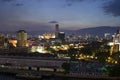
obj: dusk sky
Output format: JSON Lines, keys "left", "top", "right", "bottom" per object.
{"left": 0, "top": 0, "right": 120, "bottom": 32}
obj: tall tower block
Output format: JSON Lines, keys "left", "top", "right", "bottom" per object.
{"left": 55, "top": 24, "right": 59, "bottom": 38}
{"left": 17, "top": 30, "right": 27, "bottom": 47}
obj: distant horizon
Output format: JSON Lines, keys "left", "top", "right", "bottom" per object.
{"left": 0, "top": 26, "right": 120, "bottom": 32}
{"left": 0, "top": 26, "right": 120, "bottom": 37}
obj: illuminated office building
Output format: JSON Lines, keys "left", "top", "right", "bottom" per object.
{"left": 58, "top": 32, "right": 65, "bottom": 42}
{"left": 17, "top": 30, "right": 27, "bottom": 47}
{"left": 108, "top": 30, "right": 120, "bottom": 55}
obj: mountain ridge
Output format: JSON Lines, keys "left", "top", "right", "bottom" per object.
{"left": 75, "top": 26, "right": 120, "bottom": 36}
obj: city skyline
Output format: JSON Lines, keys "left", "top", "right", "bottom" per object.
{"left": 0, "top": 0, "right": 120, "bottom": 31}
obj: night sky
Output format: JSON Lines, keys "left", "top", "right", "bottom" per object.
{"left": 0, "top": 0, "right": 120, "bottom": 32}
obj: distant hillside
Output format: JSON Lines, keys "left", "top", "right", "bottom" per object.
{"left": 74, "top": 26, "right": 120, "bottom": 37}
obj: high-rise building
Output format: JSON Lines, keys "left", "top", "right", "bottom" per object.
{"left": 104, "top": 33, "right": 110, "bottom": 40}
{"left": 109, "top": 30, "right": 120, "bottom": 55}
{"left": 58, "top": 32, "right": 65, "bottom": 42}
{"left": 17, "top": 30, "right": 27, "bottom": 47}
{"left": 117, "top": 30, "right": 120, "bottom": 34}
{"left": 55, "top": 24, "right": 59, "bottom": 38}
{"left": 0, "top": 34, "right": 5, "bottom": 48}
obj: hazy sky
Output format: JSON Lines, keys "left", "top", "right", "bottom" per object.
{"left": 0, "top": 0, "right": 120, "bottom": 31}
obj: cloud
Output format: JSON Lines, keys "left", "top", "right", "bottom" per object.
{"left": 49, "top": 21, "right": 58, "bottom": 24}
{"left": 1, "top": 0, "right": 15, "bottom": 2}
{"left": 65, "top": 0, "right": 84, "bottom": 7}
{"left": 64, "top": 0, "right": 107, "bottom": 7}
{"left": 66, "top": 0, "right": 84, "bottom": 3}
{"left": 65, "top": 0, "right": 120, "bottom": 17}
{"left": 1, "top": 0, "right": 24, "bottom": 7}
{"left": 12, "top": 3, "right": 24, "bottom": 6}
{"left": 103, "top": 0, "right": 120, "bottom": 17}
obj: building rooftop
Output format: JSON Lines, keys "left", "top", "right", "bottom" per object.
{"left": 17, "top": 30, "right": 27, "bottom": 33}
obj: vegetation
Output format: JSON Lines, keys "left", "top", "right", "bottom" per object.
{"left": 67, "top": 48, "right": 78, "bottom": 60}
{"left": 107, "top": 61, "right": 120, "bottom": 77}
{"left": 62, "top": 62, "right": 70, "bottom": 73}
{"left": 111, "top": 52, "right": 120, "bottom": 61}
{"left": 45, "top": 46, "right": 56, "bottom": 53}
{"left": 96, "top": 52, "right": 109, "bottom": 63}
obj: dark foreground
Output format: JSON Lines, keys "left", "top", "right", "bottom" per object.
{"left": 0, "top": 73, "right": 119, "bottom": 80}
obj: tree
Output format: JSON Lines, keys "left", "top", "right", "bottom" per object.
{"left": 62, "top": 62, "right": 70, "bottom": 73}
{"left": 96, "top": 52, "right": 109, "bottom": 63}
{"left": 67, "top": 48, "right": 78, "bottom": 60}
{"left": 8, "top": 43, "right": 15, "bottom": 49}
{"left": 45, "top": 46, "right": 56, "bottom": 53}
{"left": 105, "top": 56, "right": 120, "bottom": 77}
{"left": 80, "top": 47, "right": 92, "bottom": 55}
{"left": 107, "top": 63, "right": 120, "bottom": 77}
{"left": 54, "top": 42, "right": 61, "bottom": 46}
{"left": 111, "top": 52, "right": 120, "bottom": 61}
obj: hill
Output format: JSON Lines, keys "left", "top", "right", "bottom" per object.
{"left": 72, "top": 26, "right": 120, "bottom": 37}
